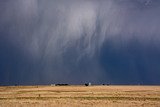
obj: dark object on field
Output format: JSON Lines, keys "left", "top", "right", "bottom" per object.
{"left": 55, "top": 84, "right": 69, "bottom": 86}
{"left": 106, "top": 84, "right": 110, "bottom": 86}
{"left": 102, "top": 83, "right": 110, "bottom": 86}
{"left": 85, "top": 82, "right": 91, "bottom": 86}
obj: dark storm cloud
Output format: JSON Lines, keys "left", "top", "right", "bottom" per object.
{"left": 0, "top": 0, "right": 160, "bottom": 85}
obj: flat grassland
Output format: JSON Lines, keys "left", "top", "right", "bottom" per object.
{"left": 0, "top": 85, "right": 160, "bottom": 107}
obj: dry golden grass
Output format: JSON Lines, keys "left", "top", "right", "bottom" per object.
{"left": 0, "top": 85, "right": 160, "bottom": 107}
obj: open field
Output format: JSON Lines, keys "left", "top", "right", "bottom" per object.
{"left": 0, "top": 85, "right": 160, "bottom": 107}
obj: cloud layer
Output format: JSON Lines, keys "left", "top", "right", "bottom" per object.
{"left": 0, "top": 0, "right": 160, "bottom": 85}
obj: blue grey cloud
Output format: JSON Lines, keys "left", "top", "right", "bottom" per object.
{"left": 0, "top": 0, "right": 160, "bottom": 85}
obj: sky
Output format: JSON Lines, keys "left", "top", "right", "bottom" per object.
{"left": 0, "top": 0, "right": 160, "bottom": 85}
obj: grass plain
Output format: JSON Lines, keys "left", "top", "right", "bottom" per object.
{"left": 0, "top": 85, "right": 160, "bottom": 107}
